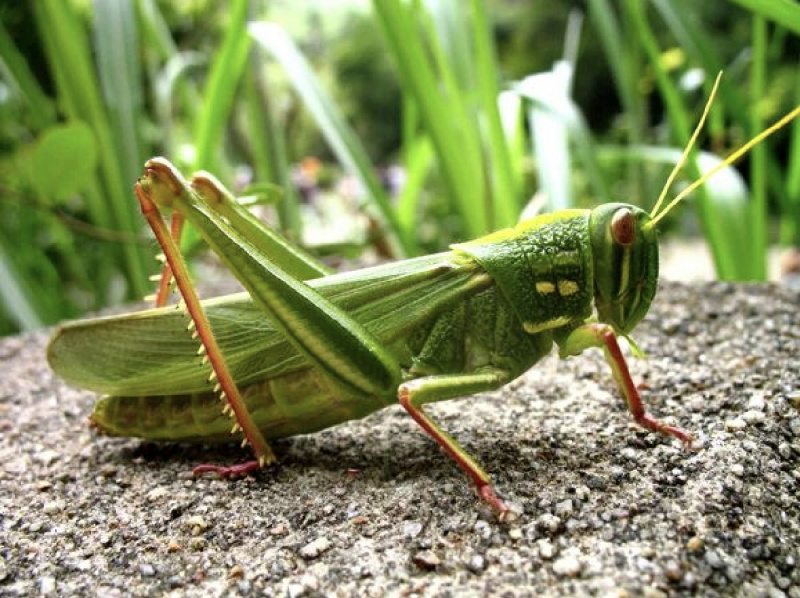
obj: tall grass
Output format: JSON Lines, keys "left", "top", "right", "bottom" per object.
{"left": 0, "top": 0, "right": 797, "bottom": 335}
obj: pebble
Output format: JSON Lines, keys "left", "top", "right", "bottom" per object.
{"left": 661, "top": 319, "right": 680, "bottom": 335}
{"left": 473, "top": 519, "right": 493, "bottom": 540}
{"left": 42, "top": 500, "right": 63, "bottom": 515}
{"left": 730, "top": 463, "right": 745, "bottom": 477}
{"left": 537, "top": 514, "right": 562, "bottom": 533}
{"left": 705, "top": 550, "right": 724, "bottom": 569}
{"left": 555, "top": 499, "right": 574, "bottom": 518}
{"left": 147, "top": 487, "right": 169, "bottom": 502}
{"left": 688, "top": 396, "right": 706, "bottom": 412}
{"left": 741, "top": 410, "right": 766, "bottom": 424}
{"left": 552, "top": 555, "right": 582, "bottom": 577}
{"left": 34, "top": 450, "right": 60, "bottom": 466}
{"left": 139, "top": 563, "right": 155, "bottom": 577}
{"left": 100, "top": 465, "right": 118, "bottom": 478}
{"left": 747, "top": 393, "right": 766, "bottom": 411}
{"left": 412, "top": 550, "right": 441, "bottom": 570}
{"left": 269, "top": 522, "right": 289, "bottom": 536}
{"left": 403, "top": 521, "right": 423, "bottom": 539}
{"left": 299, "top": 537, "right": 331, "bottom": 560}
{"left": 185, "top": 516, "right": 209, "bottom": 534}
{"left": 287, "top": 574, "right": 320, "bottom": 598}
{"left": 538, "top": 539, "right": 556, "bottom": 560}
{"left": 662, "top": 559, "right": 683, "bottom": 582}
{"left": 39, "top": 576, "right": 56, "bottom": 596}
{"left": 725, "top": 418, "right": 747, "bottom": 432}
{"left": 465, "top": 554, "right": 485, "bottom": 573}
{"left": 686, "top": 536, "right": 704, "bottom": 552}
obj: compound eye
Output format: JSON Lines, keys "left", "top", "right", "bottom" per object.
{"left": 611, "top": 208, "right": 635, "bottom": 246}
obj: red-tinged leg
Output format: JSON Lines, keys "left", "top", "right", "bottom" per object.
{"left": 398, "top": 371, "right": 516, "bottom": 521}
{"left": 153, "top": 213, "right": 185, "bottom": 308}
{"left": 135, "top": 168, "right": 276, "bottom": 471}
{"left": 560, "top": 323, "right": 695, "bottom": 448}
{"left": 193, "top": 460, "right": 261, "bottom": 478}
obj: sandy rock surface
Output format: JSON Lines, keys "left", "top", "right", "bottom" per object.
{"left": 1, "top": 282, "right": 798, "bottom": 597}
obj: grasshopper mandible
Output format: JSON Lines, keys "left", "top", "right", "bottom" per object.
{"left": 47, "top": 78, "right": 799, "bottom": 520}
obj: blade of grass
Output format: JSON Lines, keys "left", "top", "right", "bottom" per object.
{"left": 0, "top": 20, "right": 56, "bottom": 130}
{"left": 373, "top": 0, "right": 487, "bottom": 239}
{"left": 587, "top": 0, "right": 651, "bottom": 204}
{"left": 514, "top": 68, "right": 609, "bottom": 208}
{"left": 241, "top": 66, "right": 302, "bottom": 239}
{"left": 749, "top": 15, "right": 768, "bottom": 279}
{"left": 397, "top": 133, "right": 433, "bottom": 249}
{"left": 0, "top": 238, "right": 44, "bottom": 331}
{"left": 723, "top": 0, "right": 800, "bottom": 35}
{"left": 782, "top": 67, "right": 800, "bottom": 246}
{"left": 33, "top": 0, "right": 149, "bottom": 298}
{"left": 249, "top": 21, "right": 409, "bottom": 256}
{"left": 651, "top": 0, "right": 785, "bottom": 240}
{"left": 628, "top": 0, "right": 757, "bottom": 280}
{"left": 519, "top": 67, "right": 574, "bottom": 211}
{"left": 193, "top": 0, "right": 250, "bottom": 174}
{"left": 471, "top": 0, "right": 521, "bottom": 228}
{"left": 94, "top": 0, "right": 146, "bottom": 192}
{"left": 417, "top": 0, "right": 488, "bottom": 232}
{"left": 497, "top": 90, "right": 526, "bottom": 212}
{"left": 136, "top": 0, "right": 202, "bottom": 147}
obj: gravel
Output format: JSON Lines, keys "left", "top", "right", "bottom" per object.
{"left": 1, "top": 281, "right": 798, "bottom": 597}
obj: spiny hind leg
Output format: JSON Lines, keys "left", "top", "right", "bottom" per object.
{"left": 136, "top": 162, "right": 276, "bottom": 470}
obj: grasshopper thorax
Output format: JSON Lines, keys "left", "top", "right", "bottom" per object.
{"left": 589, "top": 203, "right": 659, "bottom": 335}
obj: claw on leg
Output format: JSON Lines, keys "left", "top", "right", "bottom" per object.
{"left": 193, "top": 460, "right": 262, "bottom": 478}
{"left": 477, "top": 484, "right": 513, "bottom": 520}
{"left": 398, "top": 371, "right": 511, "bottom": 519}
{"left": 561, "top": 323, "right": 696, "bottom": 448}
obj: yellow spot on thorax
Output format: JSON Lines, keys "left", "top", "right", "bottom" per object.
{"left": 557, "top": 280, "right": 579, "bottom": 296}
{"left": 524, "top": 316, "right": 572, "bottom": 334}
{"left": 536, "top": 281, "right": 556, "bottom": 295}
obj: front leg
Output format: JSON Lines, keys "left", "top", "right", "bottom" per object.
{"left": 558, "top": 323, "right": 694, "bottom": 447}
{"left": 398, "top": 370, "right": 513, "bottom": 519}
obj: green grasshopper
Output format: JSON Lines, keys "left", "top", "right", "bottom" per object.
{"left": 47, "top": 81, "right": 799, "bottom": 520}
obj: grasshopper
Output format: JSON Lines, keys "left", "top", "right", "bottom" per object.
{"left": 47, "top": 79, "right": 799, "bottom": 520}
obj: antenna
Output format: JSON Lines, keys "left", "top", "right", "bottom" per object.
{"left": 648, "top": 103, "right": 800, "bottom": 229}
{"left": 650, "top": 72, "right": 723, "bottom": 218}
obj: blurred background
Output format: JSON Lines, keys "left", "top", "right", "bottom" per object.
{"left": 0, "top": 0, "right": 798, "bottom": 336}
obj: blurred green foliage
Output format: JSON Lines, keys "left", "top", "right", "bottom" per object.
{"left": 0, "top": 0, "right": 798, "bottom": 336}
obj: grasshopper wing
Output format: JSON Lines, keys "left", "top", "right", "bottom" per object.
{"left": 48, "top": 253, "right": 490, "bottom": 397}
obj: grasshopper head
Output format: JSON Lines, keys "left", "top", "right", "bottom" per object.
{"left": 589, "top": 203, "right": 659, "bottom": 335}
